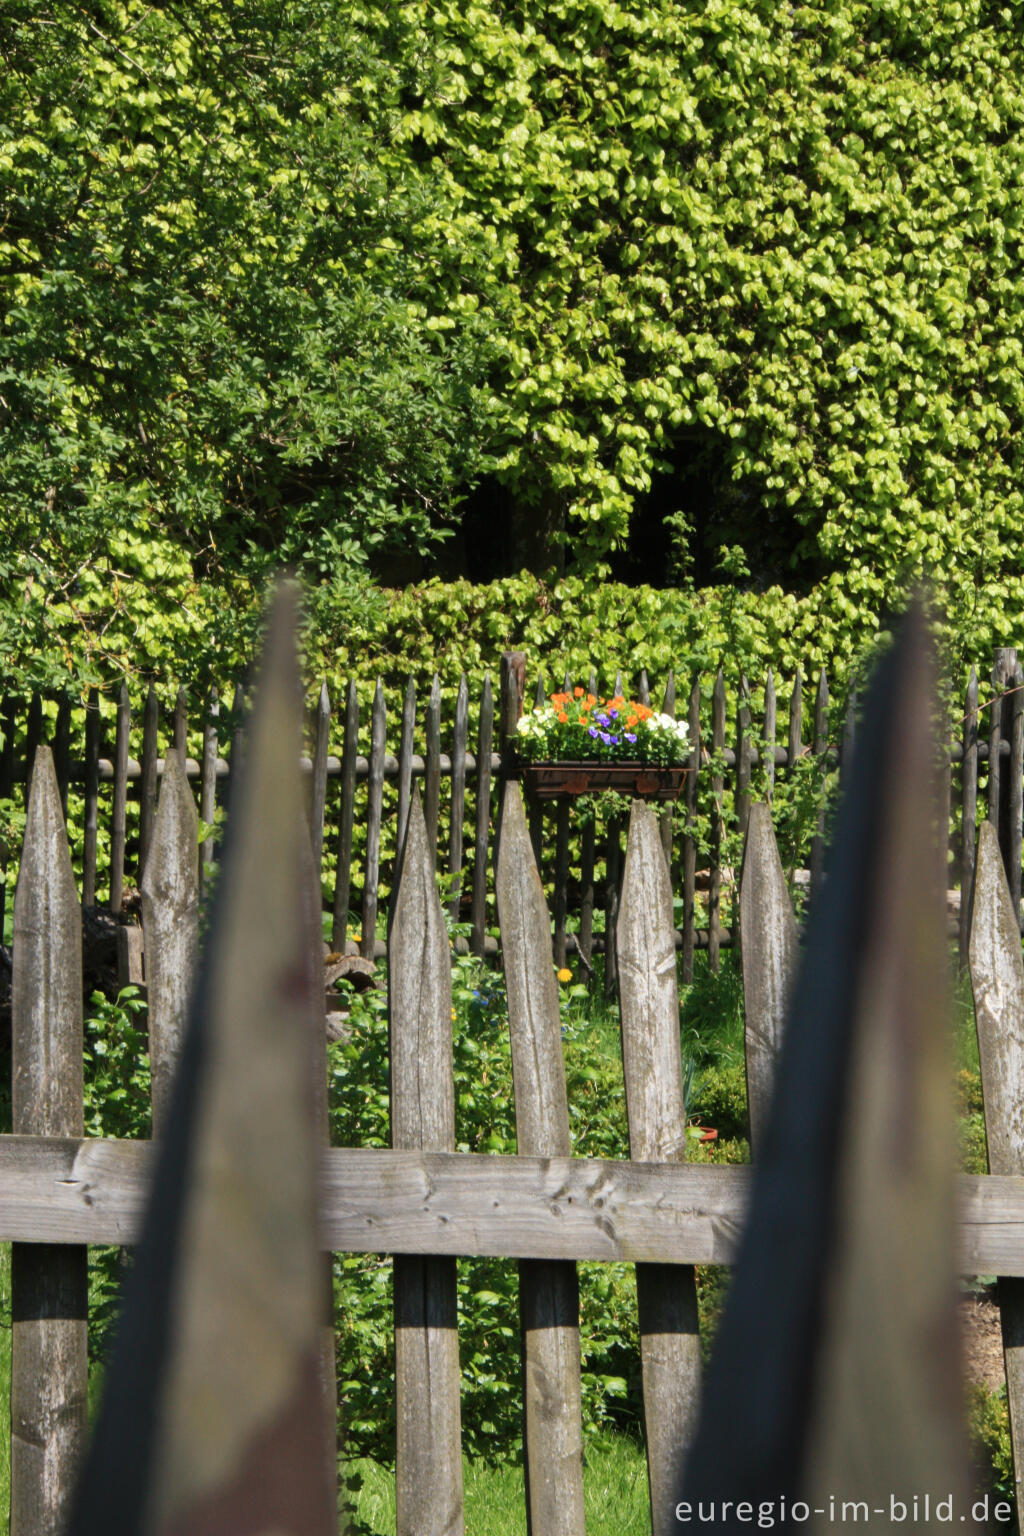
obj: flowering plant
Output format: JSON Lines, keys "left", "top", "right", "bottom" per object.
{"left": 514, "top": 688, "right": 690, "bottom": 765}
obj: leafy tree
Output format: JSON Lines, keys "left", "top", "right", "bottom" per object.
{"left": 6, "top": 0, "right": 1024, "bottom": 686}
{"left": 350, "top": 0, "right": 1024, "bottom": 610}
{"left": 0, "top": 0, "right": 502, "bottom": 685}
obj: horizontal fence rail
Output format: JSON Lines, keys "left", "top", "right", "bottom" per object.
{"left": 0, "top": 1139, "right": 1023, "bottom": 1273}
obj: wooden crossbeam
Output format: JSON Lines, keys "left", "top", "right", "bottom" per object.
{"left": 4, "top": 1136, "right": 1024, "bottom": 1272}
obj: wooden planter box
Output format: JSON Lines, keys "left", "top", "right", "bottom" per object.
{"left": 518, "top": 761, "right": 689, "bottom": 800}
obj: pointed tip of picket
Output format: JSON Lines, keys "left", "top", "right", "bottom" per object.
{"left": 497, "top": 778, "right": 528, "bottom": 865}
{"left": 619, "top": 801, "right": 672, "bottom": 938}
{"left": 395, "top": 786, "right": 428, "bottom": 885}
{"left": 738, "top": 803, "right": 798, "bottom": 1152}
{"left": 18, "top": 746, "right": 75, "bottom": 909}
{"left": 141, "top": 749, "right": 199, "bottom": 906}
{"left": 318, "top": 679, "right": 330, "bottom": 714}
{"left": 969, "top": 820, "right": 1018, "bottom": 973}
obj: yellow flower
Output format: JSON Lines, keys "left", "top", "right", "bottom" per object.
{"left": 557, "top": 967, "right": 573, "bottom": 983}
{"left": 451, "top": 1007, "right": 457, "bottom": 1021}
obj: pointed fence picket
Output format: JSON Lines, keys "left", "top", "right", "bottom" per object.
{"left": 140, "top": 748, "right": 199, "bottom": 1134}
{"left": 389, "top": 791, "right": 464, "bottom": 1536}
{"left": 11, "top": 747, "right": 87, "bottom": 1536}
{"left": 497, "top": 786, "right": 586, "bottom": 1536}
{"left": 617, "top": 803, "right": 701, "bottom": 1536}
{"left": 8, "top": 625, "right": 1024, "bottom": 1531}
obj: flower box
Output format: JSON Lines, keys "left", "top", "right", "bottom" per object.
{"left": 518, "top": 761, "right": 689, "bottom": 800}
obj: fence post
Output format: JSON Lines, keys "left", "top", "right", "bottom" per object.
{"left": 11, "top": 746, "right": 87, "bottom": 1536}
{"left": 390, "top": 791, "right": 464, "bottom": 1536}
{"left": 331, "top": 679, "right": 359, "bottom": 952}
{"left": 961, "top": 667, "right": 980, "bottom": 964}
{"left": 199, "top": 684, "right": 219, "bottom": 891}
{"left": 681, "top": 678, "right": 700, "bottom": 983}
{"left": 448, "top": 674, "right": 469, "bottom": 926}
{"left": 618, "top": 801, "right": 701, "bottom": 1536}
{"left": 110, "top": 683, "right": 130, "bottom": 910}
{"left": 139, "top": 683, "right": 159, "bottom": 879}
{"left": 141, "top": 748, "right": 199, "bottom": 1134}
{"left": 738, "top": 803, "right": 798, "bottom": 1155}
{"left": 708, "top": 669, "right": 726, "bottom": 973}
{"left": 497, "top": 651, "right": 526, "bottom": 862}
{"left": 497, "top": 785, "right": 586, "bottom": 1536}
{"left": 470, "top": 674, "right": 494, "bottom": 957}
{"left": 361, "top": 680, "right": 386, "bottom": 961}
{"left": 309, "top": 680, "right": 331, "bottom": 892}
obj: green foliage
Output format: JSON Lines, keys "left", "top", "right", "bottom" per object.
{"left": 7, "top": 2, "right": 1024, "bottom": 685}
{"left": 0, "top": 1, "right": 503, "bottom": 689}
{"left": 372, "top": 0, "right": 1024, "bottom": 608}
{"left": 967, "top": 1383, "right": 1015, "bottom": 1506}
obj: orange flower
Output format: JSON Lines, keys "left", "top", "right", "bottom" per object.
{"left": 574, "top": 685, "right": 584, "bottom": 698}
{"left": 586, "top": 693, "right": 597, "bottom": 706}
{"left": 557, "top": 711, "right": 568, "bottom": 723}
{"left": 627, "top": 715, "right": 638, "bottom": 727}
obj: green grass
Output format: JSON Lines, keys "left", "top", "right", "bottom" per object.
{"left": 341, "top": 1431, "right": 651, "bottom": 1535}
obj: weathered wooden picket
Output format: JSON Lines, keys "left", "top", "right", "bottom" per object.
{"left": 5, "top": 607, "right": 1024, "bottom": 1532}
{"left": 3, "top": 646, "right": 1024, "bottom": 986}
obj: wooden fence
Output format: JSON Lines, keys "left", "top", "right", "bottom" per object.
{"left": 2, "top": 646, "right": 1023, "bottom": 981}
{"left": 4, "top": 609, "right": 1024, "bottom": 1532}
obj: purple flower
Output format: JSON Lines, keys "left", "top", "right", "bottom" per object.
{"left": 588, "top": 726, "right": 599, "bottom": 738}
{"left": 600, "top": 731, "right": 611, "bottom": 744}
{"left": 625, "top": 732, "right": 637, "bottom": 743}
{"left": 595, "top": 713, "right": 608, "bottom": 726}
{"left": 609, "top": 735, "right": 619, "bottom": 745}
{"left": 609, "top": 709, "right": 618, "bottom": 719}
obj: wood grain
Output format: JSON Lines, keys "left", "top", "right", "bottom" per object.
{"left": 738, "top": 804, "right": 798, "bottom": 1155}
{"left": 11, "top": 746, "right": 87, "bottom": 1536}
{"left": 389, "top": 791, "right": 464, "bottom": 1536}
{"left": 497, "top": 784, "right": 585, "bottom": 1536}
{"left": 141, "top": 748, "right": 199, "bottom": 1134}
{"left": 618, "top": 801, "right": 701, "bottom": 1536}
